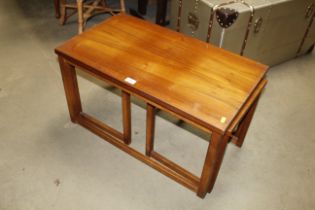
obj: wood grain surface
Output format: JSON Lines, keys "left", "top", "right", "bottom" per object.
{"left": 55, "top": 14, "right": 268, "bottom": 133}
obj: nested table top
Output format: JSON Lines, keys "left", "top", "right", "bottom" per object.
{"left": 55, "top": 14, "right": 268, "bottom": 134}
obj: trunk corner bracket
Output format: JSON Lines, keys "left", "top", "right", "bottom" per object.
{"left": 206, "top": 0, "right": 255, "bottom": 56}
{"left": 215, "top": 7, "right": 239, "bottom": 28}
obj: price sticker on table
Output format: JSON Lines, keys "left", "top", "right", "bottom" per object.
{"left": 124, "top": 77, "right": 137, "bottom": 85}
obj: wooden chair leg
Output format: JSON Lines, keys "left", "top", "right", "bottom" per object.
{"left": 59, "top": 0, "right": 67, "bottom": 25}
{"left": 145, "top": 104, "right": 155, "bottom": 156}
{"left": 122, "top": 91, "right": 131, "bottom": 145}
{"left": 100, "top": 0, "right": 107, "bottom": 7}
{"left": 234, "top": 96, "right": 260, "bottom": 147}
{"left": 58, "top": 57, "right": 82, "bottom": 122}
{"left": 197, "top": 132, "right": 228, "bottom": 198}
{"left": 77, "top": 0, "right": 84, "bottom": 34}
{"left": 60, "top": 0, "right": 125, "bottom": 33}
{"left": 120, "top": 0, "right": 126, "bottom": 13}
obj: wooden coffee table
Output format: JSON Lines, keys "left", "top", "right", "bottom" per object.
{"left": 55, "top": 14, "right": 268, "bottom": 198}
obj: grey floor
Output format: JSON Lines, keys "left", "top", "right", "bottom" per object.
{"left": 1, "top": 0, "right": 315, "bottom": 209}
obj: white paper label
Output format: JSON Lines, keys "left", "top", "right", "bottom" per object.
{"left": 124, "top": 77, "right": 137, "bottom": 85}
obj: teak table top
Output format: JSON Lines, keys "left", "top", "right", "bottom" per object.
{"left": 55, "top": 14, "right": 268, "bottom": 134}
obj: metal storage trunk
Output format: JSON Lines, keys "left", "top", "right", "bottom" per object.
{"left": 170, "top": 0, "right": 315, "bottom": 66}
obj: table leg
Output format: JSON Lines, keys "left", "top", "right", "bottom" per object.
{"left": 207, "top": 133, "right": 229, "bottom": 193}
{"left": 122, "top": 91, "right": 131, "bottom": 145}
{"left": 145, "top": 104, "right": 156, "bottom": 156}
{"left": 58, "top": 57, "right": 82, "bottom": 123}
{"left": 197, "top": 132, "right": 228, "bottom": 198}
{"left": 54, "top": 0, "right": 61, "bottom": 18}
{"left": 234, "top": 96, "right": 260, "bottom": 147}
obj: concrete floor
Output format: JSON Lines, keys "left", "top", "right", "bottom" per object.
{"left": 1, "top": 0, "right": 315, "bottom": 209}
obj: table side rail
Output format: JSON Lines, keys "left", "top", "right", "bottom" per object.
{"left": 56, "top": 52, "right": 222, "bottom": 134}
{"left": 76, "top": 112, "right": 199, "bottom": 192}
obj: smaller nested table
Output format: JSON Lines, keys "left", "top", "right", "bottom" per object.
{"left": 55, "top": 14, "right": 268, "bottom": 198}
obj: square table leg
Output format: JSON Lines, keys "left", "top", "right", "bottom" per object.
{"left": 234, "top": 95, "right": 260, "bottom": 147}
{"left": 145, "top": 103, "right": 156, "bottom": 156}
{"left": 58, "top": 57, "right": 82, "bottom": 123}
{"left": 122, "top": 91, "right": 131, "bottom": 145}
{"left": 197, "top": 132, "right": 229, "bottom": 198}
